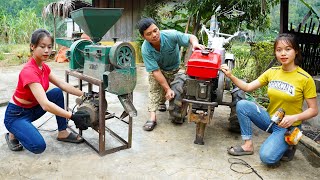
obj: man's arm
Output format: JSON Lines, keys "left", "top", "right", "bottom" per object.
{"left": 152, "top": 69, "right": 175, "bottom": 100}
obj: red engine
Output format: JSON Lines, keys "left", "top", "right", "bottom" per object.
{"left": 186, "top": 49, "right": 221, "bottom": 79}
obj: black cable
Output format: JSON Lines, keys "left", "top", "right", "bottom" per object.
{"left": 36, "top": 94, "right": 91, "bottom": 132}
{"left": 71, "top": 103, "right": 78, "bottom": 114}
{"left": 71, "top": 94, "right": 89, "bottom": 113}
{"left": 36, "top": 114, "right": 57, "bottom": 132}
{"left": 228, "top": 158, "right": 263, "bottom": 180}
{"left": 36, "top": 98, "right": 82, "bottom": 131}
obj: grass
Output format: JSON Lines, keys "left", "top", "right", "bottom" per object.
{"left": 0, "top": 43, "right": 31, "bottom": 67}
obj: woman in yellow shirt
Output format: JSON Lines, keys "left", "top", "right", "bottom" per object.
{"left": 221, "top": 33, "right": 318, "bottom": 166}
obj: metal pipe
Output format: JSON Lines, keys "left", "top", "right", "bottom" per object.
{"left": 182, "top": 99, "right": 218, "bottom": 107}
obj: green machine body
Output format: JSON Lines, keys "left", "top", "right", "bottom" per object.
{"left": 56, "top": 8, "right": 136, "bottom": 96}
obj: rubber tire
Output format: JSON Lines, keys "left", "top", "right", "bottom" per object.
{"left": 228, "top": 86, "right": 246, "bottom": 133}
{"left": 168, "top": 73, "right": 187, "bottom": 124}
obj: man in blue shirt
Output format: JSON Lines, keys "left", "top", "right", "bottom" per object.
{"left": 137, "top": 18, "right": 205, "bottom": 131}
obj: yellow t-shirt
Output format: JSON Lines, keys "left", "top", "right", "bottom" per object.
{"left": 258, "top": 66, "right": 317, "bottom": 126}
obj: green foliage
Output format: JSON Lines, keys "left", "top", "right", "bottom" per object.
{"left": 0, "top": 45, "right": 11, "bottom": 53}
{"left": 0, "top": 0, "right": 56, "bottom": 16}
{"left": 184, "top": 0, "right": 280, "bottom": 35}
{"left": 230, "top": 41, "right": 274, "bottom": 108}
{"left": 0, "top": 43, "right": 30, "bottom": 66}
{"left": 255, "top": 0, "right": 320, "bottom": 41}
{"left": 0, "top": 53, "right": 4, "bottom": 61}
{"left": 135, "top": 1, "right": 190, "bottom": 62}
{"left": 0, "top": 8, "right": 45, "bottom": 44}
{"left": 249, "top": 41, "right": 275, "bottom": 81}
{"left": 230, "top": 42, "right": 254, "bottom": 80}
{"left": 157, "top": 2, "right": 189, "bottom": 32}
{"left": 0, "top": 0, "right": 66, "bottom": 44}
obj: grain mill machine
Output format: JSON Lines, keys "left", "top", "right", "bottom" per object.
{"left": 56, "top": 8, "right": 137, "bottom": 156}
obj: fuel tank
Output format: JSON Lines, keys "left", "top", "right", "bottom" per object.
{"left": 186, "top": 49, "right": 221, "bottom": 79}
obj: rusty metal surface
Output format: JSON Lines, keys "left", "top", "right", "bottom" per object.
{"left": 194, "top": 122, "right": 207, "bottom": 145}
{"left": 186, "top": 100, "right": 216, "bottom": 145}
{"left": 65, "top": 70, "right": 132, "bottom": 156}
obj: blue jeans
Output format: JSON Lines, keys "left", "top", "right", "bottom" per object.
{"left": 236, "top": 100, "right": 291, "bottom": 165}
{"left": 4, "top": 88, "right": 67, "bottom": 154}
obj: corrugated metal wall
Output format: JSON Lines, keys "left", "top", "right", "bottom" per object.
{"left": 92, "top": 0, "right": 148, "bottom": 42}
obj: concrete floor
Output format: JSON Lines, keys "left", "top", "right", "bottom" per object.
{"left": 0, "top": 62, "right": 319, "bottom": 179}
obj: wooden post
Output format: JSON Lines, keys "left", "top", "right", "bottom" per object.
{"left": 53, "top": 16, "right": 56, "bottom": 50}
{"left": 280, "top": 0, "right": 289, "bottom": 33}
{"left": 180, "top": 17, "right": 190, "bottom": 66}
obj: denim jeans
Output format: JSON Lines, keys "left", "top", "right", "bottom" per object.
{"left": 236, "top": 100, "right": 291, "bottom": 165}
{"left": 4, "top": 88, "right": 67, "bottom": 154}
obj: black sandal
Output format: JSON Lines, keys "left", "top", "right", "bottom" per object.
{"left": 158, "top": 104, "right": 167, "bottom": 112}
{"left": 57, "top": 132, "right": 84, "bottom": 143}
{"left": 227, "top": 146, "right": 254, "bottom": 156}
{"left": 5, "top": 133, "right": 23, "bottom": 151}
{"left": 143, "top": 121, "right": 157, "bottom": 131}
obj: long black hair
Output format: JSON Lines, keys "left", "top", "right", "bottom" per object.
{"left": 274, "top": 33, "right": 302, "bottom": 66}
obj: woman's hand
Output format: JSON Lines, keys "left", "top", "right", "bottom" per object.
{"left": 278, "top": 115, "right": 297, "bottom": 128}
{"left": 220, "top": 64, "right": 232, "bottom": 78}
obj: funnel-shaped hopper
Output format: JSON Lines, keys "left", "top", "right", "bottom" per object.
{"left": 71, "top": 7, "right": 123, "bottom": 43}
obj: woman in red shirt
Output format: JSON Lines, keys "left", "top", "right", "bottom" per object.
{"left": 4, "top": 29, "right": 88, "bottom": 154}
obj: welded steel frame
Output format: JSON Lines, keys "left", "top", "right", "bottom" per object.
{"left": 183, "top": 99, "right": 218, "bottom": 145}
{"left": 65, "top": 70, "right": 132, "bottom": 156}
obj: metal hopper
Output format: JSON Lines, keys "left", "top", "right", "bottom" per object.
{"left": 71, "top": 7, "right": 123, "bottom": 43}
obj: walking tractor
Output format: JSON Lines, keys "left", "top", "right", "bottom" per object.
{"left": 56, "top": 8, "right": 137, "bottom": 155}
{"left": 168, "top": 8, "right": 246, "bottom": 145}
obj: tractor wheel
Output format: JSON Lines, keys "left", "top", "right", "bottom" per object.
{"left": 168, "top": 73, "right": 187, "bottom": 124}
{"left": 228, "top": 86, "right": 246, "bottom": 133}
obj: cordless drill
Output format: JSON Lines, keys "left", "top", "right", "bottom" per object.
{"left": 265, "top": 108, "right": 285, "bottom": 132}
{"left": 266, "top": 108, "right": 302, "bottom": 145}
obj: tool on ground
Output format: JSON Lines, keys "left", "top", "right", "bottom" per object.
{"left": 265, "top": 108, "right": 285, "bottom": 132}
{"left": 285, "top": 127, "right": 303, "bottom": 145}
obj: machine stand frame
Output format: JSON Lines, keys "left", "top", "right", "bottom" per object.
{"left": 65, "top": 70, "right": 133, "bottom": 156}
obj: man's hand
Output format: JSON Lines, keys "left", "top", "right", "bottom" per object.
{"left": 192, "top": 43, "right": 206, "bottom": 50}
{"left": 190, "top": 35, "right": 205, "bottom": 50}
{"left": 165, "top": 89, "right": 175, "bottom": 101}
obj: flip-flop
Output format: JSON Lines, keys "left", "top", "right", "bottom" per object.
{"left": 227, "top": 146, "right": 253, "bottom": 156}
{"left": 57, "top": 132, "right": 84, "bottom": 143}
{"left": 158, "top": 104, "right": 167, "bottom": 112}
{"left": 143, "top": 121, "right": 157, "bottom": 131}
{"left": 5, "top": 133, "right": 23, "bottom": 151}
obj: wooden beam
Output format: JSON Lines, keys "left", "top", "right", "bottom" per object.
{"left": 288, "top": 31, "right": 320, "bottom": 44}
{"left": 280, "top": 0, "right": 289, "bottom": 33}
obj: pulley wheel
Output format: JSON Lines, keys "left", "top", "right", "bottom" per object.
{"left": 109, "top": 42, "right": 135, "bottom": 69}
{"left": 216, "top": 70, "right": 225, "bottom": 104}
{"left": 69, "top": 39, "right": 92, "bottom": 70}
{"left": 225, "top": 59, "right": 235, "bottom": 90}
